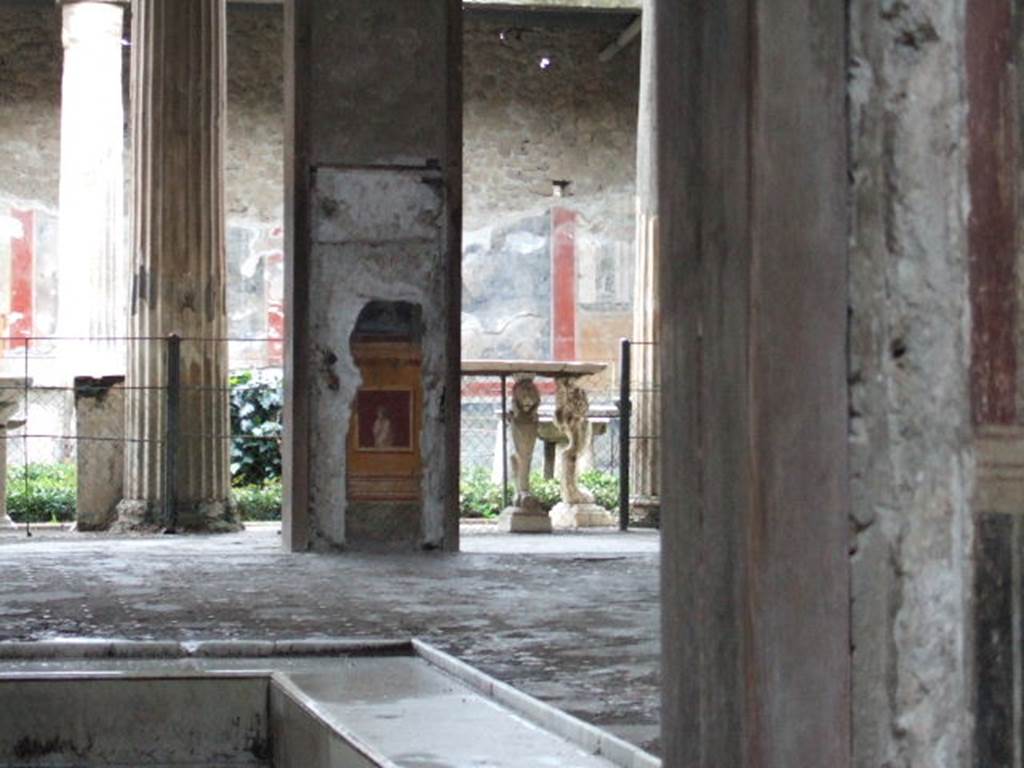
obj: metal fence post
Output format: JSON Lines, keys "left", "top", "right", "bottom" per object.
{"left": 500, "top": 374, "right": 509, "bottom": 510}
{"left": 618, "top": 338, "right": 631, "bottom": 531}
{"left": 164, "top": 334, "right": 181, "bottom": 530}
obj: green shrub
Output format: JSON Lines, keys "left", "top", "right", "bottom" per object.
{"left": 459, "top": 466, "right": 507, "bottom": 518}
{"left": 580, "top": 469, "right": 619, "bottom": 513}
{"left": 457, "top": 467, "right": 620, "bottom": 518}
{"left": 230, "top": 370, "right": 283, "bottom": 487}
{"left": 233, "top": 481, "right": 282, "bottom": 521}
{"left": 528, "top": 472, "right": 561, "bottom": 511}
{"left": 7, "top": 463, "right": 76, "bottom": 523}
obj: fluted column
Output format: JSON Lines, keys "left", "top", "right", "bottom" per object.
{"left": 56, "top": 0, "right": 127, "bottom": 371}
{"left": 630, "top": 5, "right": 660, "bottom": 523}
{"left": 114, "top": 0, "right": 237, "bottom": 531}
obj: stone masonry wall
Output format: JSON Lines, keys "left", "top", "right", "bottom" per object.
{"left": 463, "top": 17, "right": 637, "bottom": 231}
{"left": 0, "top": 6, "right": 637, "bottom": 376}
{"left": 0, "top": 5, "right": 62, "bottom": 210}
{"left": 848, "top": 2, "right": 975, "bottom": 765}
{"left": 463, "top": 14, "right": 638, "bottom": 378}
{"left": 226, "top": 4, "right": 283, "bottom": 227}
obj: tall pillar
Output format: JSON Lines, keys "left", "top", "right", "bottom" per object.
{"left": 629, "top": 5, "right": 659, "bottom": 524}
{"left": 114, "top": 0, "right": 237, "bottom": 532}
{"left": 56, "top": 0, "right": 126, "bottom": 372}
{"left": 657, "top": 0, "right": 849, "bottom": 765}
{"left": 284, "top": 0, "right": 461, "bottom": 551}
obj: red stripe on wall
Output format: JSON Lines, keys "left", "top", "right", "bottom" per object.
{"left": 10, "top": 209, "right": 34, "bottom": 349}
{"left": 552, "top": 207, "right": 577, "bottom": 361}
{"left": 967, "top": 0, "right": 1017, "bottom": 425}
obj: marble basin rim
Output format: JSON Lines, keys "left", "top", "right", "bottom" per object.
{"left": 0, "top": 637, "right": 662, "bottom": 768}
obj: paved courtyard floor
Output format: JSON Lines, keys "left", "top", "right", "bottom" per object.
{"left": 0, "top": 523, "right": 661, "bottom": 755}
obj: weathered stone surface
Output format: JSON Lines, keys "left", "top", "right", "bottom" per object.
{"left": 657, "top": 0, "right": 850, "bottom": 764}
{"left": 285, "top": 0, "right": 461, "bottom": 552}
{"left": 497, "top": 495, "right": 552, "bottom": 533}
{"left": 463, "top": 17, "right": 638, "bottom": 232}
{"left": 848, "top": 2, "right": 974, "bottom": 765}
{"left": 509, "top": 376, "right": 541, "bottom": 501}
{"left": 74, "top": 376, "right": 124, "bottom": 532}
{"left": 553, "top": 377, "right": 597, "bottom": 505}
{"left": 117, "top": 0, "right": 239, "bottom": 533}
{"left": 0, "top": 6, "right": 62, "bottom": 209}
{"left": 226, "top": 4, "right": 284, "bottom": 226}
{"left": 550, "top": 502, "right": 613, "bottom": 529}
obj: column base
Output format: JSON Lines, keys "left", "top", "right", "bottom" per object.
{"left": 496, "top": 496, "right": 552, "bottom": 534}
{"left": 1, "top": 514, "right": 16, "bottom": 531}
{"left": 550, "top": 502, "right": 616, "bottom": 529}
{"left": 628, "top": 496, "right": 661, "bottom": 528}
{"left": 112, "top": 499, "right": 243, "bottom": 533}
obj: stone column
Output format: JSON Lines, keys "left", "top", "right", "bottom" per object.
{"left": 56, "top": 0, "right": 127, "bottom": 372}
{"left": 114, "top": 0, "right": 237, "bottom": 532}
{"left": 629, "top": 5, "right": 660, "bottom": 525}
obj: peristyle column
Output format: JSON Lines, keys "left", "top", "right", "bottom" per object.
{"left": 629, "top": 4, "right": 660, "bottom": 524}
{"left": 114, "top": 0, "right": 237, "bottom": 531}
{"left": 56, "top": 0, "right": 127, "bottom": 370}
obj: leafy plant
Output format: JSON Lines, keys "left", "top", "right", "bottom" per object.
{"left": 528, "top": 472, "right": 561, "bottom": 511}
{"left": 7, "top": 463, "right": 76, "bottom": 523}
{"left": 233, "top": 481, "right": 282, "bottom": 521}
{"left": 229, "top": 370, "right": 283, "bottom": 487}
{"left": 580, "top": 469, "right": 619, "bottom": 513}
{"left": 457, "top": 467, "right": 620, "bottom": 518}
{"left": 459, "top": 466, "right": 507, "bottom": 518}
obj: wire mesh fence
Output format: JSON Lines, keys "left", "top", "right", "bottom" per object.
{"left": 0, "top": 335, "right": 655, "bottom": 530}
{"left": 620, "top": 338, "right": 661, "bottom": 527}
{"left": 0, "top": 335, "right": 283, "bottom": 530}
{"left": 458, "top": 372, "right": 623, "bottom": 519}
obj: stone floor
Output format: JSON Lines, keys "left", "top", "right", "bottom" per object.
{"left": 0, "top": 522, "right": 661, "bottom": 755}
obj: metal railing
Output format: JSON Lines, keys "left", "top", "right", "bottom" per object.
{"left": 0, "top": 334, "right": 283, "bottom": 533}
{"left": 617, "top": 338, "right": 660, "bottom": 530}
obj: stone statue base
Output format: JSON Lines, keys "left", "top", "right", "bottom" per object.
{"left": 496, "top": 495, "right": 552, "bottom": 534}
{"left": 550, "top": 502, "right": 615, "bottom": 529}
{"left": 629, "top": 496, "right": 661, "bottom": 528}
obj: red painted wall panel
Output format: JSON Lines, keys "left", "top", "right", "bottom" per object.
{"left": 9, "top": 209, "right": 34, "bottom": 349}
{"left": 967, "top": 0, "right": 1018, "bottom": 425}
{"left": 551, "top": 207, "right": 577, "bottom": 361}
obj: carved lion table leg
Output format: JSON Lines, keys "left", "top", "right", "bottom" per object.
{"left": 550, "top": 377, "right": 615, "bottom": 529}
{"left": 497, "top": 375, "right": 552, "bottom": 533}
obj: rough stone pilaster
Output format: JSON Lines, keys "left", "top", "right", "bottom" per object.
{"left": 115, "top": 0, "right": 237, "bottom": 532}
{"left": 848, "top": 1, "right": 974, "bottom": 765}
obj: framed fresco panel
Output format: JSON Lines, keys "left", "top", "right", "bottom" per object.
{"left": 355, "top": 387, "right": 414, "bottom": 453}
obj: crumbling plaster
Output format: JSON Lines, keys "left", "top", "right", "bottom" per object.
{"left": 287, "top": 0, "right": 460, "bottom": 552}
{"left": 848, "top": 1, "right": 975, "bottom": 765}
{"left": 306, "top": 172, "right": 451, "bottom": 550}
